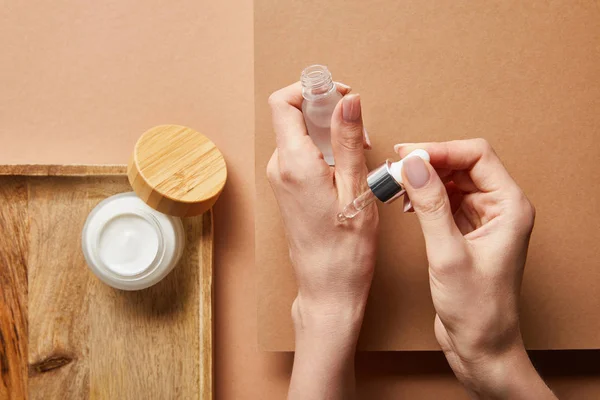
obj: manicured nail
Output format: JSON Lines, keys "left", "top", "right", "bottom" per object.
{"left": 394, "top": 143, "right": 414, "bottom": 153}
{"left": 335, "top": 82, "right": 352, "bottom": 92}
{"left": 403, "top": 156, "right": 430, "bottom": 188}
{"left": 342, "top": 94, "right": 361, "bottom": 122}
{"left": 363, "top": 127, "right": 372, "bottom": 149}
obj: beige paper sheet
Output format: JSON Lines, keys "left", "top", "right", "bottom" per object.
{"left": 256, "top": 0, "right": 600, "bottom": 350}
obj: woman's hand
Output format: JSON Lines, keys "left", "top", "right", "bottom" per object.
{"left": 397, "top": 139, "right": 556, "bottom": 399}
{"left": 268, "top": 82, "right": 377, "bottom": 400}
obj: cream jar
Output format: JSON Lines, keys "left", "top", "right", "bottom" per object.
{"left": 82, "top": 192, "right": 185, "bottom": 290}
{"left": 82, "top": 125, "right": 226, "bottom": 290}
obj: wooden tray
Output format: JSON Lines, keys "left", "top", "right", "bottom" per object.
{"left": 0, "top": 165, "right": 213, "bottom": 400}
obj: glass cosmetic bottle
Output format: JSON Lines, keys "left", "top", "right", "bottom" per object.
{"left": 301, "top": 65, "right": 343, "bottom": 165}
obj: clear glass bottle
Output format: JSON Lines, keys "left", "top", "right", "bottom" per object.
{"left": 301, "top": 65, "right": 343, "bottom": 165}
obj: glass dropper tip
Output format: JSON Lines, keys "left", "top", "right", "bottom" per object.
{"left": 337, "top": 212, "right": 349, "bottom": 222}
{"left": 337, "top": 189, "right": 378, "bottom": 223}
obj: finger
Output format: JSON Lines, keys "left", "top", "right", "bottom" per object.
{"left": 404, "top": 154, "right": 450, "bottom": 213}
{"left": 444, "top": 182, "right": 475, "bottom": 235}
{"left": 395, "top": 139, "right": 516, "bottom": 193}
{"left": 401, "top": 156, "right": 464, "bottom": 261}
{"left": 269, "top": 81, "right": 354, "bottom": 154}
{"left": 266, "top": 149, "right": 280, "bottom": 185}
{"left": 438, "top": 170, "right": 478, "bottom": 192}
{"left": 454, "top": 191, "right": 495, "bottom": 237}
{"left": 270, "top": 81, "right": 304, "bottom": 109}
{"left": 336, "top": 83, "right": 370, "bottom": 150}
{"left": 449, "top": 170, "right": 478, "bottom": 193}
{"left": 444, "top": 182, "right": 464, "bottom": 214}
{"left": 330, "top": 94, "right": 368, "bottom": 198}
{"left": 436, "top": 168, "right": 453, "bottom": 180}
{"left": 454, "top": 207, "right": 475, "bottom": 235}
{"left": 363, "top": 127, "right": 372, "bottom": 150}
{"left": 268, "top": 82, "right": 308, "bottom": 153}
{"left": 454, "top": 196, "right": 483, "bottom": 235}
{"left": 334, "top": 82, "right": 352, "bottom": 96}
{"left": 394, "top": 143, "right": 415, "bottom": 153}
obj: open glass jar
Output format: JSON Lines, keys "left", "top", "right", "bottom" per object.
{"left": 82, "top": 192, "right": 185, "bottom": 290}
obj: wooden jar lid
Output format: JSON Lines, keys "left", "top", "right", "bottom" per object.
{"left": 127, "top": 125, "right": 227, "bottom": 217}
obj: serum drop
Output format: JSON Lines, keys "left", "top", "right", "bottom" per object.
{"left": 301, "top": 65, "right": 343, "bottom": 165}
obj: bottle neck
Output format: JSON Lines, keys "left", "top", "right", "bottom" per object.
{"left": 301, "top": 65, "right": 336, "bottom": 101}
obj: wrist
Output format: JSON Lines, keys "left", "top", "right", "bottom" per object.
{"left": 292, "top": 293, "right": 367, "bottom": 346}
{"left": 289, "top": 295, "right": 362, "bottom": 400}
{"left": 457, "top": 344, "right": 554, "bottom": 399}
{"left": 459, "top": 343, "right": 527, "bottom": 397}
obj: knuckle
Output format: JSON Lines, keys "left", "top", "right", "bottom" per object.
{"left": 473, "top": 138, "right": 494, "bottom": 157}
{"left": 266, "top": 155, "right": 279, "bottom": 183}
{"left": 429, "top": 247, "right": 471, "bottom": 276}
{"left": 267, "top": 92, "right": 283, "bottom": 109}
{"left": 413, "top": 191, "right": 449, "bottom": 219}
{"left": 343, "top": 164, "right": 369, "bottom": 185}
{"left": 279, "top": 161, "right": 310, "bottom": 184}
{"left": 508, "top": 190, "right": 536, "bottom": 233}
{"left": 518, "top": 196, "right": 536, "bottom": 231}
{"left": 336, "top": 126, "right": 364, "bottom": 152}
{"left": 278, "top": 165, "right": 297, "bottom": 183}
{"left": 285, "top": 140, "right": 304, "bottom": 154}
{"left": 308, "top": 147, "right": 325, "bottom": 161}
{"left": 529, "top": 202, "right": 537, "bottom": 222}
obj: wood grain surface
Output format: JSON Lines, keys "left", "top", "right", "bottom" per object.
{"left": 0, "top": 165, "right": 213, "bottom": 400}
{"left": 0, "top": 177, "right": 29, "bottom": 399}
{"left": 128, "top": 125, "right": 227, "bottom": 217}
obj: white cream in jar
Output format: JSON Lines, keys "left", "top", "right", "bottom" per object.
{"left": 82, "top": 192, "right": 185, "bottom": 290}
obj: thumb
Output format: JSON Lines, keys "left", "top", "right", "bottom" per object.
{"left": 401, "top": 156, "right": 463, "bottom": 261}
{"left": 330, "top": 94, "right": 368, "bottom": 198}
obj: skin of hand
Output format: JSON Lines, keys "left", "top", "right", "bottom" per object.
{"left": 267, "top": 82, "right": 377, "bottom": 400}
{"left": 396, "top": 139, "right": 556, "bottom": 399}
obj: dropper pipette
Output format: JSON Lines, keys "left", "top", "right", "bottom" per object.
{"left": 337, "top": 149, "right": 430, "bottom": 222}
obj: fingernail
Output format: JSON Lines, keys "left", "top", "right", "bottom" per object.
{"left": 343, "top": 94, "right": 361, "bottom": 122}
{"left": 394, "top": 143, "right": 414, "bottom": 153}
{"left": 335, "top": 81, "right": 352, "bottom": 92}
{"left": 403, "top": 156, "right": 430, "bottom": 189}
{"left": 363, "top": 127, "right": 372, "bottom": 149}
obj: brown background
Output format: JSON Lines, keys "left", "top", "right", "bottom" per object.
{"left": 256, "top": 0, "right": 600, "bottom": 351}
{"left": 1, "top": 1, "right": 599, "bottom": 398}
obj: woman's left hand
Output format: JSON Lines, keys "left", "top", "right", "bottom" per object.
{"left": 267, "top": 82, "right": 377, "bottom": 332}
{"left": 267, "top": 82, "right": 377, "bottom": 400}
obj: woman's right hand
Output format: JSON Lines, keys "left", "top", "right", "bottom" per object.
{"left": 396, "top": 139, "right": 556, "bottom": 399}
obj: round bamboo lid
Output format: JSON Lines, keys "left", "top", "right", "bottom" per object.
{"left": 127, "top": 125, "right": 227, "bottom": 217}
